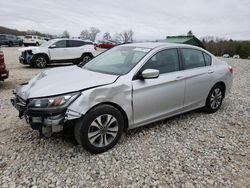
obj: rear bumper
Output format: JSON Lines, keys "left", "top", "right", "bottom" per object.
{"left": 0, "top": 70, "right": 9, "bottom": 80}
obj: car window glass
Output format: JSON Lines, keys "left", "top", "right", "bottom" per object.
{"left": 203, "top": 52, "right": 212, "bottom": 66}
{"left": 142, "top": 49, "right": 180, "bottom": 74}
{"left": 182, "top": 49, "right": 206, "bottom": 69}
{"left": 53, "top": 40, "right": 67, "bottom": 48}
{"left": 68, "top": 40, "right": 85, "bottom": 47}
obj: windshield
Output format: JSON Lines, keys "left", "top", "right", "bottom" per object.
{"left": 84, "top": 46, "right": 150, "bottom": 75}
{"left": 40, "top": 39, "right": 57, "bottom": 47}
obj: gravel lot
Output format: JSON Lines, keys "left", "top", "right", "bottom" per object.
{"left": 0, "top": 46, "right": 249, "bottom": 187}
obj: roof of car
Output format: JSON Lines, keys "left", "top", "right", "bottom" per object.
{"left": 122, "top": 42, "right": 197, "bottom": 49}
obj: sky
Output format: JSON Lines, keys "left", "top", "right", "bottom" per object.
{"left": 0, "top": 0, "right": 250, "bottom": 41}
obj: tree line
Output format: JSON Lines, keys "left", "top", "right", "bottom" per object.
{"left": 202, "top": 37, "right": 250, "bottom": 59}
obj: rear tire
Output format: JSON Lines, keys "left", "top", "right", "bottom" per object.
{"left": 203, "top": 84, "right": 224, "bottom": 113}
{"left": 74, "top": 105, "right": 124, "bottom": 154}
{"left": 32, "top": 55, "right": 48, "bottom": 68}
{"left": 78, "top": 54, "right": 92, "bottom": 66}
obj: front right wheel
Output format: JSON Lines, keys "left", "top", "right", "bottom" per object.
{"left": 74, "top": 105, "right": 124, "bottom": 154}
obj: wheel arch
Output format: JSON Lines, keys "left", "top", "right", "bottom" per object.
{"left": 213, "top": 81, "right": 226, "bottom": 97}
{"left": 84, "top": 102, "right": 129, "bottom": 132}
{"left": 32, "top": 53, "right": 50, "bottom": 62}
{"left": 81, "top": 52, "right": 94, "bottom": 58}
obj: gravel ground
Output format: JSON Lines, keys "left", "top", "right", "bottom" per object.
{"left": 0, "top": 47, "right": 249, "bottom": 187}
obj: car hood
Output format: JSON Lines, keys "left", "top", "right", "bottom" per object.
{"left": 18, "top": 47, "right": 45, "bottom": 52}
{"left": 16, "top": 66, "right": 119, "bottom": 99}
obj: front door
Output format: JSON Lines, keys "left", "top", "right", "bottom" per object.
{"left": 49, "top": 40, "right": 69, "bottom": 60}
{"left": 132, "top": 48, "right": 185, "bottom": 126}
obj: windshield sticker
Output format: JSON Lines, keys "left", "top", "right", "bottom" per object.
{"left": 133, "top": 48, "right": 150, "bottom": 53}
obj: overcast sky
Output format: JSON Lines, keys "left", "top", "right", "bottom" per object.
{"left": 0, "top": 0, "right": 250, "bottom": 41}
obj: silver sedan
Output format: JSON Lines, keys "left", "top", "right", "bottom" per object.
{"left": 11, "top": 43, "right": 233, "bottom": 153}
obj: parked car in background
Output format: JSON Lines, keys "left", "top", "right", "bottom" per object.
{"left": 223, "top": 54, "right": 230, "bottom": 58}
{"left": 98, "top": 41, "right": 117, "bottom": 49}
{"left": 233, "top": 54, "right": 240, "bottom": 59}
{"left": 12, "top": 43, "right": 233, "bottom": 153}
{"left": 19, "top": 38, "right": 98, "bottom": 68}
{"left": 23, "top": 35, "right": 46, "bottom": 46}
{"left": 0, "top": 50, "right": 9, "bottom": 81}
{"left": 0, "top": 34, "right": 23, "bottom": 46}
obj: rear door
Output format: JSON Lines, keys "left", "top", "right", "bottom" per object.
{"left": 181, "top": 48, "right": 214, "bottom": 108}
{"left": 67, "top": 40, "right": 86, "bottom": 59}
{"left": 132, "top": 48, "right": 185, "bottom": 126}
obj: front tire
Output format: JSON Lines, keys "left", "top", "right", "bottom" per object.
{"left": 203, "top": 84, "right": 224, "bottom": 113}
{"left": 33, "top": 55, "right": 48, "bottom": 68}
{"left": 74, "top": 105, "right": 124, "bottom": 154}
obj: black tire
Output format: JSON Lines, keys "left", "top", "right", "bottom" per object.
{"left": 32, "top": 55, "right": 48, "bottom": 68}
{"left": 8, "top": 41, "right": 13, "bottom": 47}
{"left": 78, "top": 54, "right": 92, "bottom": 66}
{"left": 19, "top": 42, "right": 23, "bottom": 47}
{"left": 36, "top": 42, "right": 39, "bottom": 46}
{"left": 203, "top": 84, "right": 225, "bottom": 113}
{"left": 74, "top": 105, "right": 124, "bottom": 154}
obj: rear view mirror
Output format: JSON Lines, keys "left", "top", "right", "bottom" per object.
{"left": 49, "top": 44, "right": 56, "bottom": 48}
{"left": 141, "top": 69, "right": 159, "bottom": 79}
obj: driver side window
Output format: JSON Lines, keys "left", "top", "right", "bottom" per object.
{"left": 142, "top": 49, "right": 180, "bottom": 74}
{"left": 53, "top": 40, "right": 67, "bottom": 48}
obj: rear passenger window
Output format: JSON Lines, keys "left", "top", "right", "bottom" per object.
{"left": 68, "top": 40, "right": 85, "bottom": 47}
{"left": 181, "top": 49, "right": 206, "bottom": 69}
{"left": 142, "top": 49, "right": 179, "bottom": 74}
{"left": 203, "top": 52, "right": 212, "bottom": 66}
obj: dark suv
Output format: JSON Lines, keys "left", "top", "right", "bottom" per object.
{"left": 0, "top": 34, "right": 23, "bottom": 46}
{"left": 0, "top": 50, "right": 9, "bottom": 81}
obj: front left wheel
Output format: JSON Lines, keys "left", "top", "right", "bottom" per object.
{"left": 33, "top": 55, "right": 48, "bottom": 68}
{"left": 74, "top": 105, "right": 124, "bottom": 154}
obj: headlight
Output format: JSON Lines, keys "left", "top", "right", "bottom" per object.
{"left": 28, "top": 92, "right": 80, "bottom": 110}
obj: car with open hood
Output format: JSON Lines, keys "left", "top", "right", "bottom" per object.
{"left": 11, "top": 42, "right": 233, "bottom": 153}
{"left": 19, "top": 38, "right": 98, "bottom": 68}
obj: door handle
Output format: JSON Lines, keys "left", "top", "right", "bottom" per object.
{"left": 208, "top": 70, "right": 214, "bottom": 74}
{"left": 175, "top": 76, "right": 184, "bottom": 81}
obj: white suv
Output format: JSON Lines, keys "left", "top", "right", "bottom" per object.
{"left": 23, "top": 35, "right": 46, "bottom": 46}
{"left": 19, "top": 39, "right": 99, "bottom": 68}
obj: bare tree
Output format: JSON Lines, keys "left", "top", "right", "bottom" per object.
{"left": 89, "top": 27, "right": 100, "bottom": 42}
{"left": 80, "top": 29, "right": 90, "bottom": 40}
{"left": 62, "top": 30, "right": 70, "bottom": 38}
{"left": 103, "top": 32, "right": 112, "bottom": 41}
{"left": 187, "top": 30, "right": 193, "bottom": 36}
{"left": 115, "top": 29, "right": 134, "bottom": 43}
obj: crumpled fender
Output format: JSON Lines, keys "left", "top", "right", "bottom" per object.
{"left": 66, "top": 78, "right": 133, "bottom": 127}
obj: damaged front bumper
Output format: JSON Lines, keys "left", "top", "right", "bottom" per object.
{"left": 10, "top": 93, "right": 82, "bottom": 137}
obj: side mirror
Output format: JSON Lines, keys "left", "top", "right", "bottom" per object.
{"left": 141, "top": 69, "right": 159, "bottom": 79}
{"left": 49, "top": 44, "right": 56, "bottom": 48}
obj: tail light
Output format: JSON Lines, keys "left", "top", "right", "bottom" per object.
{"left": 228, "top": 66, "right": 233, "bottom": 74}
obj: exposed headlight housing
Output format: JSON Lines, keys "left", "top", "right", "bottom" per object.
{"left": 28, "top": 92, "right": 80, "bottom": 111}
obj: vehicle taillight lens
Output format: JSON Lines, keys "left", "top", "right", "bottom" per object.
{"left": 228, "top": 66, "right": 233, "bottom": 74}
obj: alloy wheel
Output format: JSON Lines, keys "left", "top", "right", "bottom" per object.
{"left": 88, "top": 114, "right": 118, "bottom": 147}
{"left": 210, "top": 88, "right": 223, "bottom": 109}
{"left": 36, "top": 57, "right": 46, "bottom": 68}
